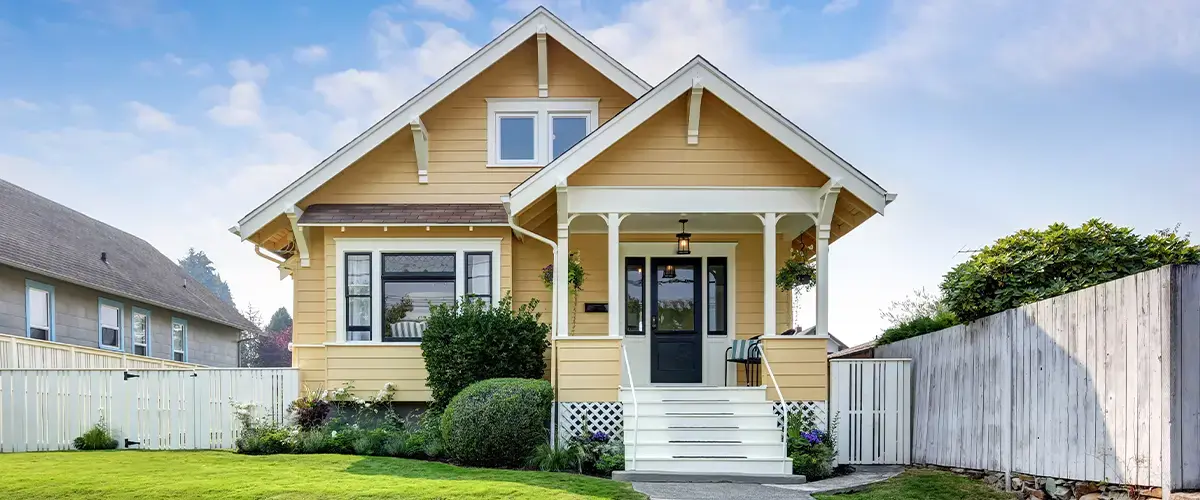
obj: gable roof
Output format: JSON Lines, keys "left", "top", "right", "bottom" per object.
{"left": 0, "top": 179, "right": 257, "bottom": 332}
{"left": 508, "top": 56, "right": 894, "bottom": 214}
{"left": 234, "top": 7, "right": 651, "bottom": 240}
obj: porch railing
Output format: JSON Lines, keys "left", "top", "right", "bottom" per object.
{"left": 759, "top": 344, "right": 788, "bottom": 442}
{"left": 620, "top": 343, "right": 638, "bottom": 470}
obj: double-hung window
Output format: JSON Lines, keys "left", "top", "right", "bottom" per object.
{"left": 487, "top": 98, "right": 598, "bottom": 167}
{"left": 98, "top": 298, "right": 123, "bottom": 350}
{"left": 26, "top": 280, "right": 54, "bottom": 341}
{"left": 345, "top": 254, "right": 372, "bottom": 342}
{"left": 171, "top": 318, "right": 187, "bottom": 362}
{"left": 132, "top": 308, "right": 151, "bottom": 356}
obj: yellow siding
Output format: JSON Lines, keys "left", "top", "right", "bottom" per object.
{"left": 324, "top": 344, "right": 432, "bottom": 401}
{"left": 300, "top": 37, "right": 634, "bottom": 207}
{"left": 568, "top": 92, "right": 829, "bottom": 188}
{"left": 555, "top": 337, "right": 620, "bottom": 402}
{"left": 293, "top": 226, "right": 327, "bottom": 346}
{"left": 294, "top": 345, "right": 327, "bottom": 392}
{"left": 758, "top": 337, "right": 828, "bottom": 401}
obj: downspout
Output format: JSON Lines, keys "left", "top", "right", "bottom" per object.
{"left": 503, "top": 197, "right": 561, "bottom": 447}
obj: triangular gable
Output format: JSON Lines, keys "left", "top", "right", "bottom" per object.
{"left": 508, "top": 56, "right": 894, "bottom": 215}
{"left": 235, "top": 7, "right": 651, "bottom": 239}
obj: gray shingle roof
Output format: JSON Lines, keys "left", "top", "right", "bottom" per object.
{"left": 0, "top": 179, "right": 257, "bottom": 332}
{"left": 298, "top": 203, "right": 509, "bottom": 225}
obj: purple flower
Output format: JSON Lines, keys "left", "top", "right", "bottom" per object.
{"left": 801, "top": 430, "right": 822, "bottom": 444}
{"left": 591, "top": 431, "right": 609, "bottom": 442}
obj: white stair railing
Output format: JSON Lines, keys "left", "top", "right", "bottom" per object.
{"left": 758, "top": 342, "right": 788, "bottom": 443}
{"left": 620, "top": 343, "right": 638, "bottom": 470}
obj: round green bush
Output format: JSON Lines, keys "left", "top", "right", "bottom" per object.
{"left": 440, "top": 378, "right": 553, "bottom": 467}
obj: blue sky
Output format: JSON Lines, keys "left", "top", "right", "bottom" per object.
{"left": 1, "top": 0, "right": 1198, "bottom": 345}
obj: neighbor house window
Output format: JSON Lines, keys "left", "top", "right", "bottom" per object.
{"left": 98, "top": 298, "right": 123, "bottom": 350}
{"left": 382, "top": 254, "right": 456, "bottom": 342}
{"left": 345, "top": 253, "right": 372, "bottom": 342}
{"left": 26, "top": 280, "right": 54, "bottom": 341}
{"left": 625, "top": 257, "right": 645, "bottom": 335}
{"left": 707, "top": 258, "right": 727, "bottom": 336}
{"left": 487, "top": 98, "right": 598, "bottom": 167}
{"left": 132, "top": 308, "right": 151, "bottom": 356}
{"left": 171, "top": 318, "right": 187, "bottom": 362}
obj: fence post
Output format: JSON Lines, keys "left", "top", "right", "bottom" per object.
{"left": 1004, "top": 311, "right": 1014, "bottom": 491}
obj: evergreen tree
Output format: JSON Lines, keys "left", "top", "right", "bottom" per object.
{"left": 178, "top": 248, "right": 234, "bottom": 305}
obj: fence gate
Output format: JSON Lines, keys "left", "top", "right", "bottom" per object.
{"left": 830, "top": 359, "right": 912, "bottom": 465}
{"left": 0, "top": 368, "right": 298, "bottom": 452}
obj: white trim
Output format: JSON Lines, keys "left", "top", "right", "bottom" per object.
{"left": 234, "top": 7, "right": 649, "bottom": 239}
{"left": 297, "top": 223, "right": 510, "bottom": 228}
{"left": 686, "top": 83, "right": 702, "bottom": 145}
{"left": 284, "top": 205, "right": 310, "bottom": 268}
{"left": 509, "top": 57, "right": 893, "bottom": 215}
{"left": 567, "top": 186, "right": 822, "bottom": 214}
{"left": 536, "top": 28, "right": 549, "bottom": 97}
{"left": 487, "top": 98, "right": 599, "bottom": 167}
{"left": 411, "top": 118, "right": 429, "bottom": 184}
{"left": 333, "top": 238, "right": 503, "bottom": 344}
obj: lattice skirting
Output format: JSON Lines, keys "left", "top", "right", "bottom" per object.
{"left": 773, "top": 400, "right": 828, "bottom": 430}
{"left": 556, "top": 402, "right": 624, "bottom": 444}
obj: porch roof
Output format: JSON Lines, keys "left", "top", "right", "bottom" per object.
{"left": 297, "top": 203, "right": 509, "bottom": 225}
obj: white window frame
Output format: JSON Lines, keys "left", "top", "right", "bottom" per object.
{"left": 333, "top": 238, "right": 503, "bottom": 344}
{"left": 171, "top": 317, "right": 188, "bottom": 362}
{"left": 25, "top": 280, "right": 54, "bottom": 341}
{"left": 486, "top": 98, "right": 599, "bottom": 167}
{"left": 132, "top": 307, "right": 151, "bottom": 357}
{"left": 98, "top": 298, "right": 123, "bottom": 351}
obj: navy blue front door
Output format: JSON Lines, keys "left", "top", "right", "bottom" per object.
{"left": 649, "top": 258, "right": 703, "bottom": 383}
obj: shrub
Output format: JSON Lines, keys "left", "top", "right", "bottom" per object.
{"left": 876, "top": 310, "right": 959, "bottom": 345}
{"left": 566, "top": 430, "right": 616, "bottom": 475}
{"left": 411, "top": 409, "right": 445, "bottom": 459}
{"left": 440, "top": 378, "right": 553, "bottom": 467}
{"left": 288, "top": 391, "right": 332, "bottom": 431}
{"left": 236, "top": 423, "right": 293, "bottom": 455}
{"left": 527, "top": 443, "right": 577, "bottom": 472}
{"left": 594, "top": 450, "right": 625, "bottom": 477}
{"left": 383, "top": 430, "right": 418, "bottom": 457}
{"left": 787, "top": 413, "right": 836, "bottom": 480}
{"left": 73, "top": 419, "right": 119, "bottom": 451}
{"left": 352, "top": 428, "right": 392, "bottom": 456}
{"left": 294, "top": 429, "right": 329, "bottom": 454}
{"left": 422, "top": 295, "right": 551, "bottom": 410}
{"left": 942, "top": 219, "right": 1200, "bottom": 322}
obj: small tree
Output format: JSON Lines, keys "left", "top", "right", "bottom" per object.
{"left": 265, "top": 307, "right": 292, "bottom": 334}
{"left": 422, "top": 295, "right": 551, "bottom": 410}
{"left": 942, "top": 219, "right": 1200, "bottom": 322}
{"left": 179, "top": 248, "right": 234, "bottom": 305}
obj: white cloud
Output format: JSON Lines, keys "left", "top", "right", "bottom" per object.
{"left": 187, "top": 63, "right": 212, "bottom": 77}
{"left": 413, "top": 0, "right": 475, "bottom": 20}
{"left": 127, "top": 101, "right": 183, "bottom": 132}
{"left": 822, "top": 0, "right": 858, "bottom": 14}
{"left": 7, "top": 98, "right": 39, "bottom": 111}
{"left": 228, "top": 59, "right": 270, "bottom": 82}
{"left": 208, "top": 81, "right": 263, "bottom": 127}
{"left": 293, "top": 44, "right": 329, "bottom": 64}
{"left": 164, "top": 52, "right": 184, "bottom": 66}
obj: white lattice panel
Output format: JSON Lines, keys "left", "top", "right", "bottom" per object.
{"left": 557, "top": 402, "right": 623, "bottom": 444}
{"left": 773, "top": 400, "right": 827, "bottom": 430}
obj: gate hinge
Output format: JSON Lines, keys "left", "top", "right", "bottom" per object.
{"left": 123, "top": 371, "right": 140, "bottom": 381}
{"left": 124, "top": 439, "right": 140, "bottom": 448}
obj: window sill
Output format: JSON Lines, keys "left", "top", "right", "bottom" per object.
{"left": 324, "top": 341, "right": 423, "bottom": 346}
{"left": 98, "top": 344, "right": 123, "bottom": 352}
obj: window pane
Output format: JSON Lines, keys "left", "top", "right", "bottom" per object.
{"left": 135, "top": 345, "right": 147, "bottom": 356}
{"left": 101, "top": 305, "right": 119, "bottom": 328}
{"left": 383, "top": 254, "right": 454, "bottom": 275}
{"left": 466, "top": 253, "right": 491, "bottom": 298}
{"left": 347, "top": 297, "right": 371, "bottom": 328}
{"left": 552, "top": 116, "right": 587, "bottom": 159}
{"left": 347, "top": 254, "right": 371, "bottom": 295}
{"left": 172, "top": 322, "right": 185, "bottom": 352}
{"left": 656, "top": 262, "right": 696, "bottom": 331}
{"left": 102, "top": 327, "right": 119, "bottom": 347}
{"left": 708, "top": 258, "right": 727, "bottom": 335}
{"left": 625, "top": 258, "right": 644, "bottom": 334}
{"left": 383, "top": 281, "right": 454, "bottom": 341}
{"left": 29, "top": 328, "right": 49, "bottom": 341}
{"left": 28, "top": 288, "right": 49, "bottom": 329}
{"left": 133, "top": 312, "right": 148, "bottom": 345}
{"left": 173, "top": 352, "right": 185, "bottom": 362}
{"left": 499, "top": 116, "right": 535, "bottom": 161}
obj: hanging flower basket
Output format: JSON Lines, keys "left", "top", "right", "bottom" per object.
{"left": 540, "top": 251, "right": 586, "bottom": 294}
{"left": 776, "top": 250, "right": 817, "bottom": 292}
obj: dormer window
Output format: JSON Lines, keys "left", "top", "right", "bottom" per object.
{"left": 487, "top": 98, "right": 598, "bottom": 167}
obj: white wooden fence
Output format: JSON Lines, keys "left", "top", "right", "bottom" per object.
{"left": 830, "top": 359, "right": 912, "bottom": 465}
{"left": 875, "top": 264, "right": 1200, "bottom": 491}
{"left": 0, "top": 368, "right": 299, "bottom": 452}
{"left": 0, "top": 334, "right": 200, "bottom": 369}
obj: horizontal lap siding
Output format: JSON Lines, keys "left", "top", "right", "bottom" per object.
{"left": 556, "top": 338, "right": 620, "bottom": 402}
{"left": 300, "top": 37, "right": 633, "bottom": 207}
{"left": 758, "top": 337, "right": 828, "bottom": 401}
{"left": 293, "top": 228, "right": 326, "bottom": 347}
{"left": 324, "top": 345, "right": 431, "bottom": 401}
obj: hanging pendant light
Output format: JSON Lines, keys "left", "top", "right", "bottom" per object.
{"left": 662, "top": 263, "right": 677, "bottom": 279}
{"left": 675, "top": 218, "right": 691, "bottom": 255}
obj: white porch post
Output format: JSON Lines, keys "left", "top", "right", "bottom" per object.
{"left": 555, "top": 186, "right": 571, "bottom": 337}
{"left": 603, "top": 213, "right": 627, "bottom": 337}
{"left": 759, "top": 212, "right": 783, "bottom": 337}
{"left": 815, "top": 184, "right": 841, "bottom": 338}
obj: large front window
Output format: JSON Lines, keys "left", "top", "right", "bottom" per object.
{"left": 338, "top": 241, "right": 499, "bottom": 343}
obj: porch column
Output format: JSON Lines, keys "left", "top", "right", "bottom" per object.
{"left": 602, "top": 213, "right": 628, "bottom": 337}
{"left": 815, "top": 224, "right": 830, "bottom": 337}
{"left": 760, "top": 212, "right": 784, "bottom": 337}
{"left": 555, "top": 186, "right": 572, "bottom": 337}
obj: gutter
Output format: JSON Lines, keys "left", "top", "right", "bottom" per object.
{"left": 503, "top": 196, "right": 561, "bottom": 446}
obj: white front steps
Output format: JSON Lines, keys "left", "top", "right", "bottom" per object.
{"left": 620, "top": 386, "right": 793, "bottom": 475}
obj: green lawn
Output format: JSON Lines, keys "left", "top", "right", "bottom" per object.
{"left": 0, "top": 451, "right": 645, "bottom": 500}
{"left": 814, "top": 469, "right": 1016, "bottom": 500}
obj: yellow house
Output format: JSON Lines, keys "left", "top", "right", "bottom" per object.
{"left": 231, "top": 8, "right": 894, "bottom": 476}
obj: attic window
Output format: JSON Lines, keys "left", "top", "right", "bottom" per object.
{"left": 487, "top": 98, "right": 598, "bottom": 167}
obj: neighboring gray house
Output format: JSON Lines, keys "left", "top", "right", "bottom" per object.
{"left": 796, "top": 325, "right": 850, "bottom": 354}
{"left": 0, "top": 179, "right": 255, "bottom": 367}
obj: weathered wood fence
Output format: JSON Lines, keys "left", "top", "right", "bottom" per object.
{"left": 875, "top": 264, "right": 1199, "bottom": 491}
{"left": 0, "top": 368, "right": 298, "bottom": 452}
{"left": 0, "top": 334, "right": 200, "bottom": 369}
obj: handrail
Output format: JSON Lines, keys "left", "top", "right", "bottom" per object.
{"left": 758, "top": 341, "right": 789, "bottom": 442}
{"left": 620, "top": 343, "right": 638, "bottom": 471}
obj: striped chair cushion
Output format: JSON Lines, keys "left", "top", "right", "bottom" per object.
{"left": 390, "top": 321, "right": 426, "bottom": 339}
{"left": 727, "top": 339, "right": 760, "bottom": 362}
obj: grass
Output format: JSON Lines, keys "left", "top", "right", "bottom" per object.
{"left": 0, "top": 451, "right": 645, "bottom": 500}
{"left": 813, "top": 469, "right": 1016, "bottom": 500}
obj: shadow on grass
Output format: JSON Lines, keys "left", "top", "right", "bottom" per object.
{"left": 344, "top": 456, "right": 642, "bottom": 500}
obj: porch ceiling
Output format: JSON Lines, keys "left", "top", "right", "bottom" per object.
{"left": 569, "top": 212, "right": 813, "bottom": 236}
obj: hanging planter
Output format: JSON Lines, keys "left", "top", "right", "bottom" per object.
{"left": 776, "top": 250, "right": 817, "bottom": 292}
{"left": 542, "top": 251, "right": 587, "bottom": 334}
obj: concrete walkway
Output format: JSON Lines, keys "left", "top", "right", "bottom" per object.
{"left": 632, "top": 465, "right": 903, "bottom": 500}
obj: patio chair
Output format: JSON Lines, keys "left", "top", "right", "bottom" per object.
{"left": 725, "top": 335, "right": 763, "bottom": 386}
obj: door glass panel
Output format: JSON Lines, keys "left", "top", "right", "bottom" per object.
{"left": 655, "top": 262, "right": 696, "bottom": 331}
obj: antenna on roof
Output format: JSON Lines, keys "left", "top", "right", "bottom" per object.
{"left": 100, "top": 252, "right": 108, "bottom": 264}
